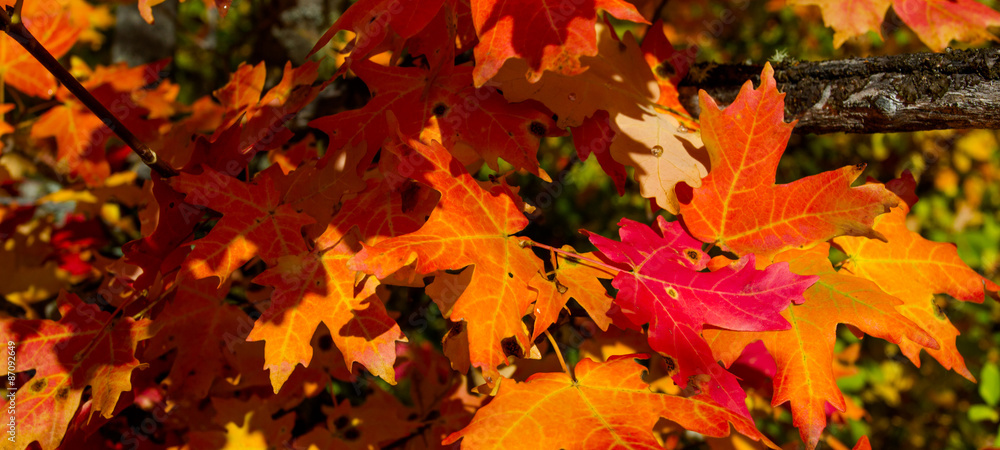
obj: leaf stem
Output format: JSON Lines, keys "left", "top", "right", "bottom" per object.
{"left": 524, "top": 240, "right": 623, "bottom": 275}
{"left": 0, "top": 5, "right": 178, "bottom": 178}
{"left": 543, "top": 330, "right": 573, "bottom": 381}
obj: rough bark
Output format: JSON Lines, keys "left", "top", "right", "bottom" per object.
{"left": 678, "top": 48, "right": 1000, "bottom": 134}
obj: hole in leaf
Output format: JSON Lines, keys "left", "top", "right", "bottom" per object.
{"left": 317, "top": 334, "right": 333, "bottom": 351}
{"left": 656, "top": 63, "right": 675, "bottom": 78}
{"left": 447, "top": 321, "right": 464, "bottom": 337}
{"left": 529, "top": 121, "right": 547, "bottom": 137}
{"left": 664, "top": 356, "right": 677, "bottom": 376}
{"left": 400, "top": 180, "right": 420, "bottom": 213}
{"left": 501, "top": 337, "right": 523, "bottom": 358}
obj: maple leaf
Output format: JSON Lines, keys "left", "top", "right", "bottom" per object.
{"left": 273, "top": 146, "right": 368, "bottom": 238}
{"left": 833, "top": 173, "right": 1000, "bottom": 380}
{"left": 469, "top": 0, "right": 647, "bottom": 86}
{"left": 0, "top": 1, "right": 80, "bottom": 98}
{"left": 587, "top": 216, "right": 817, "bottom": 416}
{"left": 530, "top": 247, "right": 615, "bottom": 341}
{"left": 677, "top": 63, "right": 899, "bottom": 261}
{"left": 308, "top": 0, "right": 445, "bottom": 65}
{"left": 323, "top": 168, "right": 438, "bottom": 247}
{"left": 792, "top": 0, "right": 1000, "bottom": 50}
{"left": 789, "top": 0, "right": 891, "bottom": 47}
{"left": 181, "top": 62, "right": 326, "bottom": 174}
{"left": 393, "top": 341, "right": 482, "bottom": 441}
{"left": 295, "top": 390, "right": 421, "bottom": 449}
{"left": 249, "top": 231, "right": 405, "bottom": 392}
{"left": 212, "top": 62, "right": 267, "bottom": 127}
{"left": 31, "top": 61, "right": 173, "bottom": 186}
{"left": 704, "top": 243, "right": 938, "bottom": 449}
{"left": 143, "top": 278, "right": 250, "bottom": 400}
{"left": 443, "top": 355, "right": 777, "bottom": 449}
{"left": 0, "top": 292, "right": 150, "bottom": 450}
{"left": 119, "top": 175, "right": 197, "bottom": 291}
{"left": 309, "top": 58, "right": 557, "bottom": 180}
{"left": 492, "top": 25, "right": 706, "bottom": 212}
{"left": 349, "top": 132, "right": 545, "bottom": 385}
{"left": 170, "top": 165, "right": 314, "bottom": 286}
{"left": 891, "top": 0, "right": 1000, "bottom": 50}
{"left": 30, "top": 103, "right": 110, "bottom": 185}
{"left": 186, "top": 395, "right": 296, "bottom": 448}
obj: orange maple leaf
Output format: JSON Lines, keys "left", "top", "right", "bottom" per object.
{"left": 833, "top": 174, "right": 1000, "bottom": 380}
{"left": 30, "top": 104, "right": 110, "bottom": 185}
{"left": 349, "top": 132, "right": 545, "bottom": 385}
{"left": 31, "top": 61, "right": 175, "bottom": 186}
{"left": 530, "top": 247, "right": 615, "bottom": 341}
{"left": 249, "top": 232, "right": 405, "bottom": 392}
{"left": 791, "top": 0, "right": 1000, "bottom": 50}
{"left": 0, "top": 293, "right": 150, "bottom": 449}
{"left": 677, "top": 63, "right": 899, "bottom": 261}
{"left": 443, "top": 355, "right": 777, "bottom": 449}
{"left": 704, "top": 243, "right": 938, "bottom": 449}
{"left": 789, "top": 0, "right": 891, "bottom": 47}
{"left": 0, "top": 1, "right": 80, "bottom": 98}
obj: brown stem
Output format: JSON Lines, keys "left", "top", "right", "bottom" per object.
{"left": 0, "top": 5, "right": 178, "bottom": 178}
{"left": 679, "top": 48, "right": 1000, "bottom": 134}
{"left": 544, "top": 330, "right": 573, "bottom": 381}
{"left": 524, "top": 240, "right": 624, "bottom": 276}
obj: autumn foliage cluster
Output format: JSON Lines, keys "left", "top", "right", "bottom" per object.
{"left": 2, "top": 0, "right": 1000, "bottom": 448}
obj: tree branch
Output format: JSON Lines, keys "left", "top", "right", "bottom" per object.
{"left": 678, "top": 48, "right": 1000, "bottom": 134}
{"left": 0, "top": 4, "right": 178, "bottom": 177}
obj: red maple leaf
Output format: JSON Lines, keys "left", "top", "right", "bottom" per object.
{"left": 309, "top": 0, "right": 445, "bottom": 65}
{"left": 170, "top": 166, "right": 314, "bottom": 286}
{"left": 469, "top": 0, "right": 647, "bottom": 85}
{"left": 143, "top": 278, "right": 250, "bottom": 400}
{"left": 309, "top": 58, "right": 557, "bottom": 180}
{"left": 587, "top": 216, "right": 817, "bottom": 416}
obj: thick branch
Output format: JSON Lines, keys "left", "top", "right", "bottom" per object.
{"left": 0, "top": 5, "right": 178, "bottom": 177}
{"left": 678, "top": 48, "right": 1000, "bottom": 134}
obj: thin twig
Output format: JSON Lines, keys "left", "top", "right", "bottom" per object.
{"left": 0, "top": 4, "right": 178, "bottom": 178}
{"left": 525, "top": 240, "right": 623, "bottom": 276}
{"left": 544, "top": 330, "right": 573, "bottom": 381}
